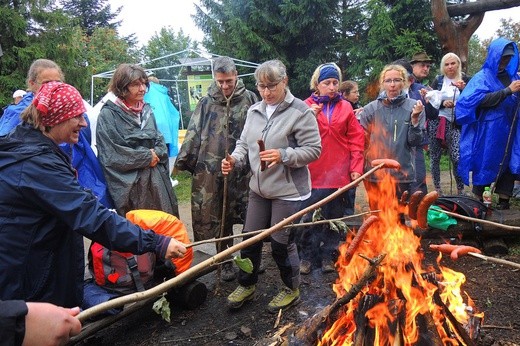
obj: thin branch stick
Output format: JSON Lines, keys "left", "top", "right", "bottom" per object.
{"left": 436, "top": 209, "right": 520, "bottom": 232}
{"left": 159, "top": 321, "right": 242, "bottom": 344}
{"left": 186, "top": 210, "right": 380, "bottom": 249}
{"left": 77, "top": 162, "right": 388, "bottom": 322}
{"left": 466, "top": 252, "right": 520, "bottom": 270}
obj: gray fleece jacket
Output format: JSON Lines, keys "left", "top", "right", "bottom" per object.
{"left": 360, "top": 94, "right": 425, "bottom": 183}
{"left": 232, "top": 90, "right": 321, "bottom": 199}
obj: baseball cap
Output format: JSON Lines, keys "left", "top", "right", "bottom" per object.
{"left": 13, "top": 90, "right": 27, "bottom": 98}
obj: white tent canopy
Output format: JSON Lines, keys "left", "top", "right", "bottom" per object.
{"left": 90, "top": 48, "right": 260, "bottom": 111}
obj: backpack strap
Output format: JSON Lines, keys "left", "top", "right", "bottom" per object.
{"left": 125, "top": 256, "right": 145, "bottom": 292}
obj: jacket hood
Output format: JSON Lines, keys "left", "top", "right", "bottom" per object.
{"left": 482, "top": 37, "right": 519, "bottom": 77}
{"left": 207, "top": 79, "right": 248, "bottom": 105}
{"left": 0, "top": 123, "right": 61, "bottom": 171}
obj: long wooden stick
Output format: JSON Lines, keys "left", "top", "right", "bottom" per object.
{"left": 436, "top": 209, "right": 520, "bottom": 232}
{"left": 186, "top": 210, "right": 379, "bottom": 248}
{"left": 77, "top": 162, "right": 389, "bottom": 322}
{"left": 466, "top": 252, "right": 520, "bottom": 270}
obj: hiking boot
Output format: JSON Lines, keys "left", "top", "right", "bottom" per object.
{"left": 495, "top": 200, "right": 510, "bottom": 210}
{"left": 267, "top": 287, "right": 300, "bottom": 313}
{"left": 221, "top": 262, "right": 236, "bottom": 282}
{"left": 227, "top": 285, "right": 256, "bottom": 309}
{"left": 321, "top": 260, "right": 335, "bottom": 273}
{"left": 300, "top": 260, "right": 311, "bottom": 275}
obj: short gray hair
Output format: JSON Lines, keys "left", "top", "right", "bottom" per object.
{"left": 212, "top": 56, "right": 236, "bottom": 74}
{"left": 254, "top": 59, "right": 287, "bottom": 84}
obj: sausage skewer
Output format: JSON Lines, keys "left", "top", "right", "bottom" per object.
{"left": 257, "top": 139, "right": 266, "bottom": 171}
{"left": 429, "top": 244, "right": 520, "bottom": 270}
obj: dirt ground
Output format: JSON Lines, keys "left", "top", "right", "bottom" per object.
{"left": 77, "top": 171, "right": 520, "bottom": 346}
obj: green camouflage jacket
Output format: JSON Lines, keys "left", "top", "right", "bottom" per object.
{"left": 175, "top": 79, "right": 258, "bottom": 242}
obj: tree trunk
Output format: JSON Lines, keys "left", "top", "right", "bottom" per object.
{"left": 431, "top": 0, "right": 484, "bottom": 72}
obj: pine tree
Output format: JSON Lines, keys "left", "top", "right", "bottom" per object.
{"left": 61, "top": 0, "right": 121, "bottom": 36}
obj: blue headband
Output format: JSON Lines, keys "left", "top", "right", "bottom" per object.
{"left": 318, "top": 64, "right": 340, "bottom": 83}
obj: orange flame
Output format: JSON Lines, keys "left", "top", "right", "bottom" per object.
{"left": 319, "top": 171, "right": 482, "bottom": 345}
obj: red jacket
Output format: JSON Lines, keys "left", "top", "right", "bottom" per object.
{"left": 305, "top": 96, "right": 364, "bottom": 188}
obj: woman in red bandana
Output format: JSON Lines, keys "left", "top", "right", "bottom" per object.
{"left": 96, "top": 64, "right": 179, "bottom": 217}
{"left": 0, "top": 82, "right": 187, "bottom": 341}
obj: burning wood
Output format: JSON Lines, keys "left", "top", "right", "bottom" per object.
{"left": 294, "top": 173, "right": 483, "bottom": 345}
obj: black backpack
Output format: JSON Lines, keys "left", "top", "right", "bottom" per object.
{"left": 433, "top": 195, "right": 488, "bottom": 242}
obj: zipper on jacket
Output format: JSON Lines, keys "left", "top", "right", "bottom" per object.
{"left": 393, "top": 119, "right": 397, "bottom": 142}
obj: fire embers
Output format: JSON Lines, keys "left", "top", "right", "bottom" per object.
{"left": 299, "top": 173, "right": 482, "bottom": 345}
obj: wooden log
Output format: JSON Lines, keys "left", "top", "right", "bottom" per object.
{"left": 482, "top": 237, "right": 509, "bottom": 255}
{"left": 292, "top": 254, "right": 386, "bottom": 345}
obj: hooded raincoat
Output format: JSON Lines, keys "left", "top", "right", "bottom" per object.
{"left": 456, "top": 38, "right": 520, "bottom": 186}
{"left": 174, "top": 80, "right": 257, "bottom": 241}
{"left": 0, "top": 123, "right": 170, "bottom": 308}
{"left": 96, "top": 101, "right": 178, "bottom": 216}
{"left": 144, "top": 82, "right": 180, "bottom": 157}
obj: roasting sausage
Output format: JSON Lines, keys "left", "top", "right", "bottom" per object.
{"left": 344, "top": 215, "right": 379, "bottom": 263}
{"left": 400, "top": 190, "right": 410, "bottom": 206}
{"left": 416, "top": 191, "right": 439, "bottom": 229}
{"left": 449, "top": 245, "right": 482, "bottom": 260}
{"left": 408, "top": 191, "right": 425, "bottom": 220}
{"left": 370, "top": 159, "right": 401, "bottom": 170}
{"left": 257, "top": 139, "right": 266, "bottom": 171}
{"left": 429, "top": 243, "right": 482, "bottom": 260}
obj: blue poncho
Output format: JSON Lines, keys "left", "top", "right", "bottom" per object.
{"left": 455, "top": 38, "right": 520, "bottom": 186}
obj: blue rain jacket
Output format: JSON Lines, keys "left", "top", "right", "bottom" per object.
{"left": 144, "top": 82, "right": 180, "bottom": 157}
{"left": 60, "top": 115, "right": 114, "bottom": 208}
{"left": 0, "top": 92, "right": 33, "bottom": 136}
{"left": 455, "top": 38, "right": 520, "bottom": 185}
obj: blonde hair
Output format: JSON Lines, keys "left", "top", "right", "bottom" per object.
{"left": 20, "top": 104, "right": 44, "bottom": 130}
{"left": 439, "top": 52, "right": 462, "bottom": 80}
{"left": 379, "top": 64, "right": 410, "bottom": 92}
{"left": 309, "top": 63, "right": 342, "bottom": 91}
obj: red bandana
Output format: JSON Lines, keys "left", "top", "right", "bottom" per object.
{"left": 33, "top": 81, "right": 86, "bottom": 126}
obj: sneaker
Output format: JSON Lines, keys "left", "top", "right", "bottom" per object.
{"left": 300, "top": 260, "right": 311, "bottom": 275}
{"left": 267, "top": 287, "right": 300, "bottom": 313}
{"left": 267, "top": 287, "right": 300, "bottom": 314}
{"left": 221, "top": 262, "right": 236, "bottom": 282}
{"left": 227, "top": 285, "right": 256, "bottom": 309}
{"left": 321, "top": 260, "right": 335, "bottom": 273}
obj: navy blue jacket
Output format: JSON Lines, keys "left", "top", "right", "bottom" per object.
{"left": 0, "top": 123, "right": 169, "bottom": 307}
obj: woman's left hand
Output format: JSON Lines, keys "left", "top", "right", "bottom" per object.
{"left": 411, "top": 100, "right": 423, "bottom": 125}
{"left": 259, "top": 149, "right": 281, "bottom": 169}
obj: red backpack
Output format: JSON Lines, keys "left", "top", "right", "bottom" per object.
{"left": 89, "top": 210, "right": 193, "bottom": 294}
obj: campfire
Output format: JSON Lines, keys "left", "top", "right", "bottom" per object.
{"left": 295, "top": 171, "right": 483, "bottom": 346}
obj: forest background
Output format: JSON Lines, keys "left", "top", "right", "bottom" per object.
{"left": 1, "top": 0, "right": 520, "bottom": 128}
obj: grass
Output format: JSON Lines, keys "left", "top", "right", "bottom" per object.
{"left": 172, "top": 170, "right": 192, "bottom": 203}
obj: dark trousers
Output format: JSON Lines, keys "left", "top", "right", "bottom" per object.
{"left": 298, "top": 188, "right": 344, "bottom": 264}
{"left": 238, "top": 191, "right": 301, "bottom": 290}
{"left": 472, "top": 168, "right": 517, "bottom": 198}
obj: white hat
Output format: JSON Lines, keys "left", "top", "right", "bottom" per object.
{"left": 13, "top": 90, "right": 27, "bottom": 98}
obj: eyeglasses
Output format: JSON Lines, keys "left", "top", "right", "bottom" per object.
{"left": 128, "top": 80, "right": 149, "bottom": 90}
{"left": 383, "top": 78, "right": 404, "bottom": 84}
{"left": 256, "top": 80, "right": 282, "bottom": 92}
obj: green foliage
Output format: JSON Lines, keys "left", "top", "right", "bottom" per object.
{"left": 61, "top": 0, "right": 121, "bottom": 36}
{"left": 234, "top": 255, "right": 254, "bottom": 274}
{"left": 152, "top": 295, "right": 171, "bottom": 322}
